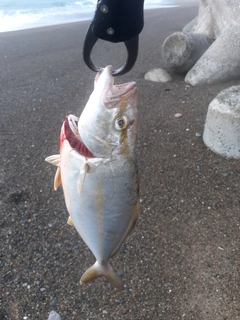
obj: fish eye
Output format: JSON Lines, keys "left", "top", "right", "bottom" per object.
{"left": 115, "top": 116, "right": 129, "bottom": 130}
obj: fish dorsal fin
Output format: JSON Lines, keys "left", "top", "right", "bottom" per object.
{"left": 54, "top": 167, "right": 62, "bottom": 190}
{"left": 45, "top": 154, "right": 60, "bottom": 166}
{"left": 77, "top": 162, "right": 89, "bottom": 195}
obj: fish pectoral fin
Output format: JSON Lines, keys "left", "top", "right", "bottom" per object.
{"left": 54, "top": 167, "right": 62, "bottom": 190}
{"left": 80, "top": 261, "right": 124, "bottom": 290}
{"left": 77, "top": 162, "right": 88, "bottom": 195}
{"left": 67, "top": 216, "right": 74, "bottom": 226}
{"left": 87, "top": 159, "right": 103, "bottom": 173}
{"left": 45, "top": 155, "right": 61, "bottom": 190}
{"left": 45, "top": 154, "right": 60, "bottom": 166}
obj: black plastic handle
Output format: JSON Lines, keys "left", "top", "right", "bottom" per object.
{"left": 82, "top": 0, "right": 144, "bottom": 75}
{"left": 92, "top": 0, "right": 144, "bottom": 43}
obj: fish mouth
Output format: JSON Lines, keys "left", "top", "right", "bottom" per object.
{"left": 96, "top": 65, "right": 137, "bottom": 104}
{"left": 111, "top": 81, "right": 136, "bottom": 99}
{"left": 64, "top": 115, "right": 95, "bottom": 158}
{"left": 105, "top": 81, "right": 137, "bottom": 108}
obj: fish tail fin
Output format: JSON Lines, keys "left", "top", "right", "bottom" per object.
{"left": 80, "top": 261, "right": 124, "bottom": 290}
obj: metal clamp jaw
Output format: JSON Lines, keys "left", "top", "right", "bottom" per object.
{"left": 83, "top": 0, "right": 144, "bottom": 76}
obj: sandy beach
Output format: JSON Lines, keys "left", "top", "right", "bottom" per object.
{"left": 1, "top": 3, "right": 240, "bottom": 320}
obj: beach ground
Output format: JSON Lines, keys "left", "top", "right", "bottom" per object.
{"left": 1, "top": 3, "right": 240, "bottom": 320}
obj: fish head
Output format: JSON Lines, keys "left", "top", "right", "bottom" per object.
{"left": 78, "top": 65, "right": 138, "bottom": 158}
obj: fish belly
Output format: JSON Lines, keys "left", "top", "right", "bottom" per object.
{"left": 61, "top": 144, "right": 139, "bottom": 263}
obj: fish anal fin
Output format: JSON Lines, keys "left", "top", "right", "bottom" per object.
{"left": 111, "top": 199, "right": 140, "bottom": 258}
{"left": 45, "top": 154, "right": 60, "bottom": 166}
{"left": 80, "top": 261, "right": 124, "bottom": 290}
{"left": 67, "top": 216, "right": 74, "bottom": 226}
{"left": 54, "top": 167, "right": 62, "bottom": 190}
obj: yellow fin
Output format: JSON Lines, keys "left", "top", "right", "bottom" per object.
{"left": 67, "top": 216, "right": 74, "bottom": 226}
{"left": 77, "top": 162, "right": 88, "bottom": 195}
{"left": 54, "top": 167, "right": 62, "bottom": 190}
{"left": 45, "top": 154, "right": 60, "bottom": 166}
{"left": 80, "top": 261, "right": 124, "bottom": 290}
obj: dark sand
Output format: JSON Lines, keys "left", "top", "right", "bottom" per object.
{"left": 1, "top": 4, "right": 240, "bottom": 320}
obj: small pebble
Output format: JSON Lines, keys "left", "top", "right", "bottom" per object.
{"left": 120, "top": 245, "right": 126, "bottom": 253}
{"left": 40, "top": 295, "right": 46, "bottom": 301}
{"left": 222, "top": 172, "right": 229, "bottom": 177}
{"left": 117, "top": 269, "right": 124, "bottom": 277}
{"left": 50, "top": 298, "right": 58, "bottom": 308}
{"left": 174, "top": 113, "right": 182, "bottom": 118}
{"left": 195, "top": 132, "right": 202, "bottom": 137}
{"left": 47, "top": 311, "right": 61, "bottom": 320}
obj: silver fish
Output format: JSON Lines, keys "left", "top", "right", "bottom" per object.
{"left": 46, "top": 65, "right": 139, "bottom": 289}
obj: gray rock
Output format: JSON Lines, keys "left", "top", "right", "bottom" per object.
{"left": 117, "top": 269, "right": 124, "bottom": 277}
{"left": 120, "top": 244, "right": 126, "bottom": 253}
{"left": 222, "top": 172, "right": 229, "bottom": 177}
{"left": 50, "top": 298, "right": 58, "bottom": 308}
{"left": 47, "top": 311, "right": 61, "bottom": 320}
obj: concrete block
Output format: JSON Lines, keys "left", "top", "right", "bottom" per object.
{"left": 162, "top": 0, "right": 240, "bottom": 85}
{"left": 162, "top": 32, "right": 213, "bottom": 74}
{"left": 203, "top": 86, "right": 240, "bottom": 158}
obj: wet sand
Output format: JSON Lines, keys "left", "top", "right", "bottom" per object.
{"left": 1, "top": 4, "right": 240, "bottom": 320}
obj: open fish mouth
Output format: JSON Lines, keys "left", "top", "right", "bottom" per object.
{"left": 96, "top": 65, "right": 137, "bottom": 102}
{"left": 105, "top": 81, "right": 137, "bottom": 107}
{"left": 111, "top": 81, "right": 136, "bottom": 99}
{"left": 64, "top": 115, "right": 95, "bottom": 158}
